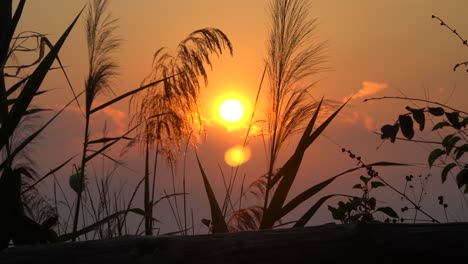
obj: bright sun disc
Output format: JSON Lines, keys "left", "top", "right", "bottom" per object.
{"left": 219, "top": 99, "right": 244, "bottom": 122}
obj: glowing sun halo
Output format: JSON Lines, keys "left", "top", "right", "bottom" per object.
{"left": 219, "top": 99, "right": 244, "bottom": 122}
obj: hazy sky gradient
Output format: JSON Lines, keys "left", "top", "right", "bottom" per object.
{"left": 12, "top": 1, "right": 468, "bottom": 231}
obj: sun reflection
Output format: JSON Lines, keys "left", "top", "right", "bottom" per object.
{"left": 224, "top": 145, "right": 251, "bottom": 167}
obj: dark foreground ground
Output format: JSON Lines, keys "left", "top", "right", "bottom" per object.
{"left": 0, "top": 222, "right": 467, "bottom": 264}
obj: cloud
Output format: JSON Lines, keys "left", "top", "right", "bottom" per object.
{"left": 101, "top": 107, "right": 128, "bottom": 135}
{"left": 350, "top": 81, "right": 388, "bottom": 100}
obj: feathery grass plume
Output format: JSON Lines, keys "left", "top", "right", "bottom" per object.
{"left": 130, "top": 28, "right": 232, "bottom": 235}
{"left": 72, "top": 0, "right": 120, "bottom": 241}
{"left": 263, "top": 0, "right": 327, "bottom": 217}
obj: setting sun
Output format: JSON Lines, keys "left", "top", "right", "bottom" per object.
{"left": 219, "top": 99, "right": 244, "bottom": 122}
{"left": 214, "top": 93, "right": 250, "bottom": 130}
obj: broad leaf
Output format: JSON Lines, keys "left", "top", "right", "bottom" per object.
{"left": 442, "top": 134, "right": 461, "bottom": 154}
{"left": 406, "top": 106, "right": 425, "bottom": 131}
{"left": 454, "top": 144, "right": 468, "bottom": 160}
{"left": 428, "top": 148, "right": 445, "bottom": 167}
{"left": 428, "top": 107, "right": 444, "bottom": 116}
{"left": 369, "top": 197, "right": 376, "bottom": 210}
{"left": 456, "top": 169, "right": 468, "bottom": 190}
{"left": 360, "top": 175, "right": 369, "bottom": 184}
{"left": 376, "top": 207, "right": 399, "bottom": 218}
{"left": 441, "top": 163, "right": 457, "bottom": 184}
{"left": 446, "top": 112, "right": 461, "bottom": 129}
{"left": 398, "top": 115, "right": 414, "bottom": 140}
{"left": 370, "top": 181, "right": 385, "bottom": 188}
{"left": 380, "top": 124, "right": 399, "bottom": 143}
{"left": 432, "top": 121, "right": 450, "bottom": 131}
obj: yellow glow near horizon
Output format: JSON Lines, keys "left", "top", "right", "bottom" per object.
{"left": 220, "top": 99, "right": 244, "bottom": 122}
{"left": 224, "top": 145, "right": 251, "bottom": 167}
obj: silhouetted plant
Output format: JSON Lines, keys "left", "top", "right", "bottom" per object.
{"left": 431, "top": 15, "right": 468, "bottom": 72}
{"left": 371, "top": 97, "right": 468, "bottom": 194}
{"left": 261, "top": 0, "right": 327, "bottom": 218}
{"left": 130, "top": 28, "right": 232, "bottom": 235}
{"left": 71, "top": 0, "right": 122, "bottom": 241}
{"left": 329, "top": 149, "right": 399, "bottom": 223}
{"left": 197, "top": 0, "right": 406, "bottom": 233}
{"left": 0, "top": 0, "right": 83, "bottom": 249}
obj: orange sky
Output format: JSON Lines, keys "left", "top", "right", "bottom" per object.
{"left": 11, "top": 1, "right": 468, "bottom": 230}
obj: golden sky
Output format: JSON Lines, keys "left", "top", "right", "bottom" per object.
{"left": 12, "top": 0, "right": 468, "bottom": 227}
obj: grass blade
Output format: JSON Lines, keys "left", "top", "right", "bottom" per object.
{"left": 89, "top": 74, "right": 178, "bottom": 115}
{"left": 21, "top": 155, "right": 76, "bottom": 195}
{"left": 293, "top": 194, "right": 352, "bottom": 227}
{"left": 88, "top": 136, "right": 133, "bottom": 145}
{"left": 0, "top": 6, "right": 84, "bottom": 151}
{"left": 58, "top": 208, "right": 154, "bottom": 241}
{"left": 0, "top": 90, "right": 84, "bottom": 171}
{"left": 279, "top": 162, "right": 407, "bottom": 219}
{"left": 195, "top": 152, "right": 228, "bottom": 233}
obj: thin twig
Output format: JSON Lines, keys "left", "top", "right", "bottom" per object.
{"left": 364, "top": 96, "right": 468, "bottom": 115}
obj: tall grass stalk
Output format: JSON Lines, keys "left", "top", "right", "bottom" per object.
{"left": 72, "top": 0, "right": 120, "bottom": 241}
{"left": 262, "top": 0, "right": 327, "bottom": 218}
{"left": 130, "top": 28, "right": 232, "bottom": 235}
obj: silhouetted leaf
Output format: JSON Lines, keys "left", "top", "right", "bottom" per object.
{"left": 376, "top": 207, "right": 399, "bottom": 218}
{"left": 328, "top": 205, "right": 345, "bottom": 221}
{"left": 353, "top": 184, "right": 362, "bottom": 189}
{"left": 406, "top": 106, "right": 425, "bottom": 131}
{"left": 441, "top": 163, "right": 457, "bottom": 184}
{"left": 88, "top": 136, "right": 133, "bottom": 145}
{"left": 294, "top": 194, "right": 349, "bottom": 227}
{"left": 432, "top": 121, "right": 450, "bottom": 131}
{"left": 446, "top": 112, "right": 461, "bottom": 129}
{"left": 369, "top": 197, "right": 376, "bottom": 210}
{"left": 380, "top": 124, "right": 399, "bottom": 143}
{"left": 442, "top": 134, "right": 461, "bottom": 154}
{"left": 195, "top": 153, "right": 228, "bottom": 233}
{"left": 428, "top": 148, "right": 446, "bottom": 167}
{"left": 456, "top": 169, "right": 468, "bottom": 190}
{"left": 461, "top": 117, "right": 468, "bottom": 128}
{"left": 360, "top": 175, "right": 369, "bottom": 184}
{"left": 371, "top": 181, "right": 385, "bottom": 188}
{"left": 90, "top": 75, "right": 177, "bottom": 114}
{"left": 399, "top": 115, "right": 414, "bottom": 140}
{"left": 262, "top": 98, "right": 349, "bottom": 229}
{"left": 428, "top": 107, "right": 445, "bottom": 116}
{"left": 454, "top": 144, "right": 468, "bottom": 160}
